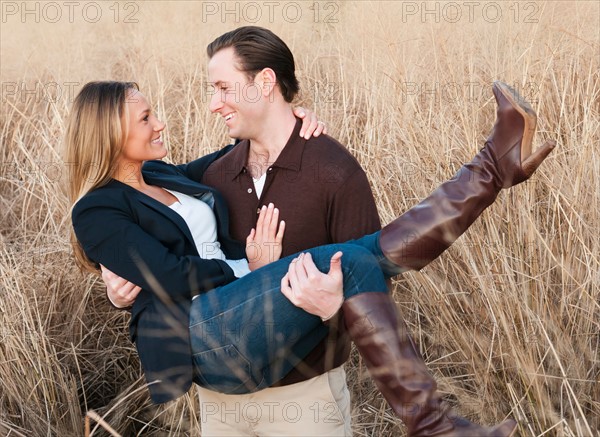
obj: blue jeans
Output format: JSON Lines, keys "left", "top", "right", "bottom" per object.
{"left": 189, "top": 231, "right": 395, "bottom": 394}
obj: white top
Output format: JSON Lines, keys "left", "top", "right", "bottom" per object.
{"left": 253, "top": 172, "right": 267, "bottom": 198}
{"left": 166, "top": 189, "right": 251, "bottom": 280}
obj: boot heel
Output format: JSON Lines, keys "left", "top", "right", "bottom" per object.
{"left": 521, "top": 140, "right": 556, "bottom": 177}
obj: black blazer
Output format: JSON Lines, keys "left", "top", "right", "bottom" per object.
{"left": 72, "top": 144, "right": 245, "bottom": 403}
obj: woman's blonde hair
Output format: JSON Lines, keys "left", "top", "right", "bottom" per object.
{"left": 65, "top": 81, "right": 138, "bottom": 272}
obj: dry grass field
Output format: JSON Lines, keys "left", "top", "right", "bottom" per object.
{"left": 1, "top": 1, "right": 598, "bottom": 436}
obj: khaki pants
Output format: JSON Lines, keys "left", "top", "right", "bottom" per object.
{"left": 197, "top": 366, "right": 352, "bottom": 436}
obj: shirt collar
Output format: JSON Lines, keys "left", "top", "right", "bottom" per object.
{"left": 229, "top": 117, "right": 306, "bottom": 181}
{"left": 226, "top": 138, "right": 252, "bottom": 181}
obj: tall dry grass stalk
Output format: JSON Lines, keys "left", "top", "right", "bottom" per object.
{"left": 1, "top": 1, "right": 598, "bottom": 435}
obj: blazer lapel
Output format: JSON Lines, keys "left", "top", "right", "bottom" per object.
{"left": 130, "top": 190, "right": 197, "bottom": 249}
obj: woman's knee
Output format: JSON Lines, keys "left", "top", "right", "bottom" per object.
{"left": 335, "top": 245, "right": 387, "bottom": 293}
{"left": 339, "top": 244, "right": 380, "bottom": 269}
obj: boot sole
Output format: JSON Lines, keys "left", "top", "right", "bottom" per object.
{"left": 493, "top": 81, "right": 537, "bottom": 163}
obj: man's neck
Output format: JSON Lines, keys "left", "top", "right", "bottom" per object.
{"left": 247, "top": 106, "right": 297, "bottom": 176}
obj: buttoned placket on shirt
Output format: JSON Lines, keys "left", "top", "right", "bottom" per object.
{"left": 240, "top": 165, "right": 276, "bottom": 213}
{"left": 223, "top": 118, "right": 308, "bottom": 220}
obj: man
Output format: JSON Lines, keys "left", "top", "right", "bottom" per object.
{"left": 106, "top": 26, "right": 553, "bottom": 437}
{"left": 201, "top": 27, "right": 387, "bottom": 436}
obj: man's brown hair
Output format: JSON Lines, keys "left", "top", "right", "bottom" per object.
{"left": 207, "top": 26, "right": 300, "bottom": 103}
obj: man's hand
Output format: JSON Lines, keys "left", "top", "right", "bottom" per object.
{"left": 293, "top": 107, "right": 327, "bottom": 139}
{"left": 280, "top": 252, "right": 344, "bottom": 321}
{"left": 246, "top": 203, "right": 285, "bottom": 271}
{"left": 101, "top": 264, "right": 141, "bottom": 309}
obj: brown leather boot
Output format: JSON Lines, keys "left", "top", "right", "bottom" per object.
{"left": 379, "top": 81, "right": 555, "bottom": 272}
{"left": 344, "top": 292, "right": 517, "bottom": 437}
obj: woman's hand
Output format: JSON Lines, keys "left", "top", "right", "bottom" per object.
{"left": 292, "top": 107, "right": 327, "bottom": 139}
{"left": 280, "top": 251, "right": 344, "bottom": 321}
{"left": 246, "top": 203, "right": 285, "bottom": 271}
{"left": 101, "top": 264, "right": 141, "bottom": 309}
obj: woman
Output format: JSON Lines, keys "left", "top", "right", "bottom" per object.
{"left": 68, "top": 81, "right": 553, "bottom": 436}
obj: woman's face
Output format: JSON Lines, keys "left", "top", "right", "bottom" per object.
{"left": 119, "top": 90, "right": 167, "bottom": 164}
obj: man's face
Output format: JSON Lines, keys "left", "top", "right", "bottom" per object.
{"left": 208, "top": 47, "right": 264, "bottom": 139}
